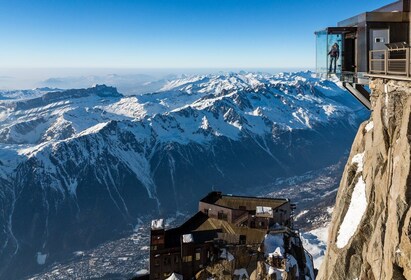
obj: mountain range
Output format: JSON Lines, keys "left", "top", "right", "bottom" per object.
{"left": 0, "top": 71, "right": 368, "bottom": 279}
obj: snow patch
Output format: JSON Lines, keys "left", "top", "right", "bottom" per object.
{"left": 77, "top": 122, "right": 109, "bottom": 137}
{"left": 36, "top": 252, "right": 47, "bottom": 265}
{"left": 136, "top": 269, "right": 149, "bottom": 275}
{"left": 165, "top": 273, "right": 183, "bottom": 280}
{"left": 219, "top": 248, "right": 234, "bottom": 261}
{"left": 151, "top": 219, "right": 164, "bottom": 230}
{"left": 233, "top": 268, "right": 249, "bottom": 279}
{"left": 365, "top": 121, "right": 374, "bottom": 132}
{"left": 336, "top": 176, "right": 367, "bottom": 248}
{"left": 301, "top": 224, "right": 329, "bottom": 270}
{"left": 305, "top": 250, "right": 315, "bottom": 280}
{"left": 351, "top": 152, "right": 365, "bottom": 173}
{"left": 322, "top": 104, "right": 336, "bottom": 116}
{"left": 264, "top": 233, "right": 284, "bottom": 257}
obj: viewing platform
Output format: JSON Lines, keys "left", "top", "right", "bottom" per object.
{"left": 315, "top": 0, "right": 411, "bottom": 110}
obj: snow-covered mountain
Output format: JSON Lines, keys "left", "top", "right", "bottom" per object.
{"left": 0, "top": 71, "right": 368, "bottom": 279}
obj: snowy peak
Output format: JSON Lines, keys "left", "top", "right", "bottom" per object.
{"left": 14, "top": 84, "right": 122, "bottom": 111}
{"left": 0, "top": 71, "right": 370, "bottom": 279}
{"left": 0, "top": 72, "right": 363, "bottom": 148}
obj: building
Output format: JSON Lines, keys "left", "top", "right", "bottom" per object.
{"left": 199, "top": 191, "right": 293, "bottom": 229}
{"left": 316, "top": 0, "right": 411, "bottom": 109}
{"left": 148, "top": 192, "right": 308, "bottom": 280}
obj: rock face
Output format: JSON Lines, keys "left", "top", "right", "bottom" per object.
{"left": 318, "top": 78, "right": 411, "bottom": 279}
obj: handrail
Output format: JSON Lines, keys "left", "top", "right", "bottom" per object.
{"left": 369, "top": 47, "right": 410, "bottom": 77}
{"left": 232, "top": 212, "right": 249, "bottom": 226}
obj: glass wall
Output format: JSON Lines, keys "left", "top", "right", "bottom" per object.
{"left": 316, "top": 30, "right": 343, "bottom": 78}
{"left": 328, "top": 34, "right": 343, "bottom": 75}
{"left": 316, "top": 30, "right": 328, "bottom": 77}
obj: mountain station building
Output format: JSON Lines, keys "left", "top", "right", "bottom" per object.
{"left": 147, "top": 192, "right": 314, "bottom": 280}
{"left": 316, "top": 0, "right": 411, "bottom": 109}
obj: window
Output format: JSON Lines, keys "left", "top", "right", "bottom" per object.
{"left": 204, "top": 208, "right": 209, "bottom": 215}
{"left": 183, "top": 255, "right": 193, "bottom": 262}
{"left": 195, "top": 249, "right": 201, "bottom": 261}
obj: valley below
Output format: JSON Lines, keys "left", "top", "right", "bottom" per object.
{"left": 28, "top": 159, "right": 341, "bottom": 280}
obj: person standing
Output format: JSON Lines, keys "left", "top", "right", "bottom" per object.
{"left": 328, "top": 43, "right": 340, "bottom": 73}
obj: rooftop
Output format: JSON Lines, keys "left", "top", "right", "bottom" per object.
{"left": 200, "top": 191, "right": 289, "bottom": 211}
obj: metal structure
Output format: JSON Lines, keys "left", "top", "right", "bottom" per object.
{"left": 315, "top": 0, "right": 411, "bottom": 110}
{"left": 369, "top": 42, "right": 411, "bottom": 76}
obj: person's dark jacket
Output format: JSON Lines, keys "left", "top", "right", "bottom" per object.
{"left": 328, "top": 47, "right": 339, "bottom": 58}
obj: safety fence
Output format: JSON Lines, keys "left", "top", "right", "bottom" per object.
{"left": 369, "top": 47, "right": 410, "bottom": 76}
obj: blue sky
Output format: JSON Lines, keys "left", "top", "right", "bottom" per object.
{"left": 0, "top": 0, "right": 393, "bottom": 69}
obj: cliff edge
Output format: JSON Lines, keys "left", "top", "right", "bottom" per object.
{"left": 318, "top": 78, "right": 411, "bottom": 280}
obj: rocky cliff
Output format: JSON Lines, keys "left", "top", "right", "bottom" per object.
{"left": 318, "top": 78, "right": 411, "bottom": 279}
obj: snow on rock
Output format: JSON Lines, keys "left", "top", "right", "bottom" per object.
{"left": 322, "top": 104, "right": 337, "bottom": 116}
{"left": 265, "top": 263, "right": 284, "bottom": 278}
{"left": 365, "top": 121, "right": 374, "bottom": 132}
{"left": 219, "top": 248, "right": 235, "bottom": 261}
{"left": 233, "top": 268, "right": 249, "bottom": 279}
{"left": 305, "top": 250, "right": 315, "bottom": 280}
{"left": 151, "top": 219, "right": 164, "bottom": 230}
{"left": 77, "top": 122, "right": 109, "bottom": 137}
{"left": 36, "top": 252, "right": 47, "bottom": 265}
{"left": 286, "top": 254, "right": 299, "bottom": 277}
{"left": 264, "top": 233, "right": 284, "bottom": 257}
{"left": 273, "top": 246, "right": 285, "bottom": 257}
{"left": 136, "top": 269, "right": 149, "bottom": 275}
{"left": 336, "top": 176, "right": 367, "bottom": 248}
{"left": 301, "top": 224, "right": 329, "bottom": 269}
{"left": 165, "top": 273, "right": 183, "bottom": 280}
{"left": 351, "top": 152, "right": 365, "bottom": 173}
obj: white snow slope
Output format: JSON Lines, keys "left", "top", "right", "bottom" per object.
{"left": 0, "top": 71, "right": 363, "bottom": 181}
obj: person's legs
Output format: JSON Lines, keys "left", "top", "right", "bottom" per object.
{"left": 333, "top": 57, "right": 337, "bottom": 73}
{"left": 329, "top": 57, "right": 333, "bottom": 73}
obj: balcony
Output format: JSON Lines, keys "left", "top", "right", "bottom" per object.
{"left": 368, "top": 42, "right": 411, "bottom": 81}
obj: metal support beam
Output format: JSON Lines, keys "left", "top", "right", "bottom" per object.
{"left": 343, "top": 82, "right": 372, "bottom": 110}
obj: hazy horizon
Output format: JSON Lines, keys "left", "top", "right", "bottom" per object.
{"left": 0, "top": 67, "right": 313, "bottom": 91}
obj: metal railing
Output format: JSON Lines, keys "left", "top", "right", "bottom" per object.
{"left": 369, "top": 47, "right": 410, "bottom": 76}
